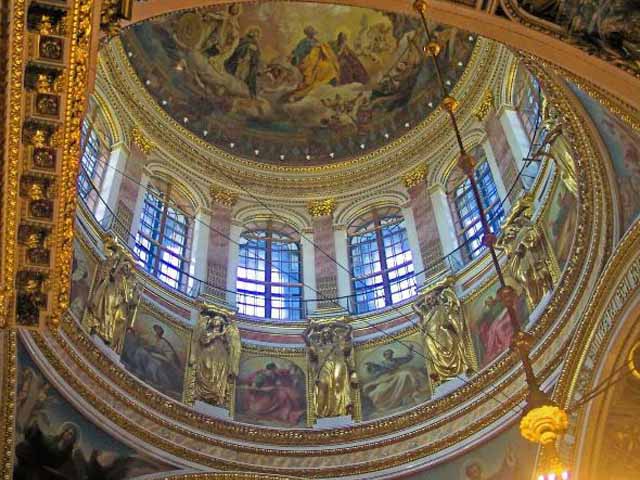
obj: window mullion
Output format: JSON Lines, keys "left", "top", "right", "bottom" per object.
{"left": 374, "top": 218, "right": 392, "bottom": 306}
{"left": 265, "top": 233, "right": 273, "bottom": 319}
{"left": 153, "top": 183, "right": 172, "bottom": 275}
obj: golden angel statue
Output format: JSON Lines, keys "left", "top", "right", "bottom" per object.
{"left": 86, "top": 237, "right": 141, "bottom": 354}
{"left": 303, "top": 321, "right": 357, "bottom": 418}
{"left": 191, "top": 308, "right": 241, "bottom": 407}
{"left": 412, "top": 278, "right": 474, "bottom": 384}
{"left": 496, "top": 195, "right": 554, "bottom": 308}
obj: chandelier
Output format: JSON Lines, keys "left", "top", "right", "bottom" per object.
{"left": 412, "top": 1, "right": 570, "bottom": 478}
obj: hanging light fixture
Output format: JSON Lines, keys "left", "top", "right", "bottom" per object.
{"left": 412, "top": 1, "right": 571, "bottom": 476}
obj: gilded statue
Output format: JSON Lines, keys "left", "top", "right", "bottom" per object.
{"left": 303, "top": 321, "right": 356, "bottom": 418}
{"left": 86, "top": 237, "right": 141, "bottom": 353}
{"left": 191, "top": 308, "right": 241, "bottom": 407}
{"left": 412, "top": 278, "right": 474, "bottom": 384}
{"left": 496, "top": 195, "right": 554, "bottom": 307}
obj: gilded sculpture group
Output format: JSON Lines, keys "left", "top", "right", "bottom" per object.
{"left": 85, "top": 206, "right": 554, "bottom": 418}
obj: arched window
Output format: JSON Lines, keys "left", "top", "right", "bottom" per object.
{"left": 453, "top": 160, "right": 505, "bottom": 261}
{"left": 134, "top": 178, "right": 193, "bottom": 291}
{"left": 77, "top": 116, "right": 110, "bottom": 209}
{"left": 236, "top": 222, "right": 303, "bottom": 321}
{"left": 348, "top": 207, "right": 416, "bottom": 314}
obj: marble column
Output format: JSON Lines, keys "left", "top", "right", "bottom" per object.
{"left": 205, "top": 188, "right": 237, "bottom": 306}
{"left": 300, "top": 229, "right": 318, "bottom": 315}
{"left": 402, "top": 167, "right": 437, "bottom": 284}
{"left": 429, "top": 184, "right": 462, "bottom": 271}
{"left": 333, "top": 225, "right": 351, "bottom": 311}
{"left": 116, "top": 132, "right": 149, "bottom": 246}
{"left": 94, "top": 141, "right": 129, "bottom": 227}
{"left": 307, "top": 199, "right": 345, "bottom": 314}
{"left": 190, "top": 207, "right": 211, "bottom": 296}
{"left": 485, "top": 109, "right": 523, "bottom": 198}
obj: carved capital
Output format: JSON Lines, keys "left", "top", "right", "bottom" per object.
{"left": 403, "top": 164, "right": 428, "bottom": 189}
{"left": 130, "top": 127, "right": 154, "bottom": 154}
{"left": 308, "top": 198, "right": 336, "bottom": 218}
{"left": 474, "top": 90, "right": 495, "bottom": 121}
{"left": 210, "top": 187, "right": 238, "bottom": 207}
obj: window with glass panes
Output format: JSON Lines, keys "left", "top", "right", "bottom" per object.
{"left": 515, "top": 69, "right": 542, "bottom": 143}
{"left": 453, "top": 161, "right": 505, "bottom": 260}
{"left": 77, "top": 118, "right": 107, "bottom": 207}
{"left": 236, "top": 224, "right": 303, "bottom": 321}
{"left": 134, "top": 181, "right": 192, "bottom": 291}
{"left": 348, "top": 208, "right": 416, "bottom": 314}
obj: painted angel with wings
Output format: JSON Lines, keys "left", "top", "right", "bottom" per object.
{"left": 191, "top": 308, "right": 241, "bottom": 407}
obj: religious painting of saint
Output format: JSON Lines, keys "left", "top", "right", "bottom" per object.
{"left": 234, "top": 356, "right": 307, "bottom": 427}
{"left": 69, "top": 240, "right": 96, "bottom": 321}
{"left": 121, "top": 2, "right": 476, "bottom": 164}
{"left": 464, "top": 281, "right": 529, "bottom": 368}
{"left": 569, "top": 82, "right": 640, "bottom": 232}
{"left": 120, "top": 306, "right": 190, "bottom": 400}
{"left": 404, "top": 425, "right": 537, "bottom": 479}
{"left": 356, "top": 337, "right": 431, "bottom": 421}
{"left": 542, "top": 177, "right": 577, "bottom": 271}
{"left": 14, "top": 341, "right": 176, "bottom": 480}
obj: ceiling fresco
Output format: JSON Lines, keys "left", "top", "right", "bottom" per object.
{"left": 120, "top": 1, "right": 476, "bottom": 165}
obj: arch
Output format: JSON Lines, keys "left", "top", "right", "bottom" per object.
{"left": 234, "top": 204, "right": 311, "bottom": 234}
{"left": 143, "top": 163, "right": 207, "bottom": 213}
{"left": 91, "top": 86, "right": 127, "bottom": 147}
{"left": 117, "top": 0, "right": 640, "bottom": 112}
{"left": 335, "top": 191, "right": 408, "bottom": 228}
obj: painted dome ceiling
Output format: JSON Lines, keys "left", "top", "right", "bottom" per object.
{"left": 120, "top": 2, "right": 477, "bottom": 165}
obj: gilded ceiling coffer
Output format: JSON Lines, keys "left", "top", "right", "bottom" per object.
{"left": 85, "top": 237, "right": 141, "bottom": 354}
{"left": 188, "top": 307, "right": 241, "bottom": 411}
{"left": 304, "top": 321, "right": 359, "bottom": 421}
{"left": 412, "top": 277, "right": 475, "bottom": 385}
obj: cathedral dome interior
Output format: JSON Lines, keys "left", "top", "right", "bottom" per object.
{"left": 2, "top": 1, "right": 640, "bottom": 479}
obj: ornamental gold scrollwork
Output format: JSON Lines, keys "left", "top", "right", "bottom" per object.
{"left": 85, "top": 236, "right": 141, "bottom": 354}
{"left": 187, "top": 307, "right": 241, "bottom": 410}
{"left": 303, "top": 321, "right": 358, "bottom": 419}
{"left": 412, "top": 276, "right": 475, "bottom": 385}
{"left": 496, "top": 194, "right": 555, "bottom": 309}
